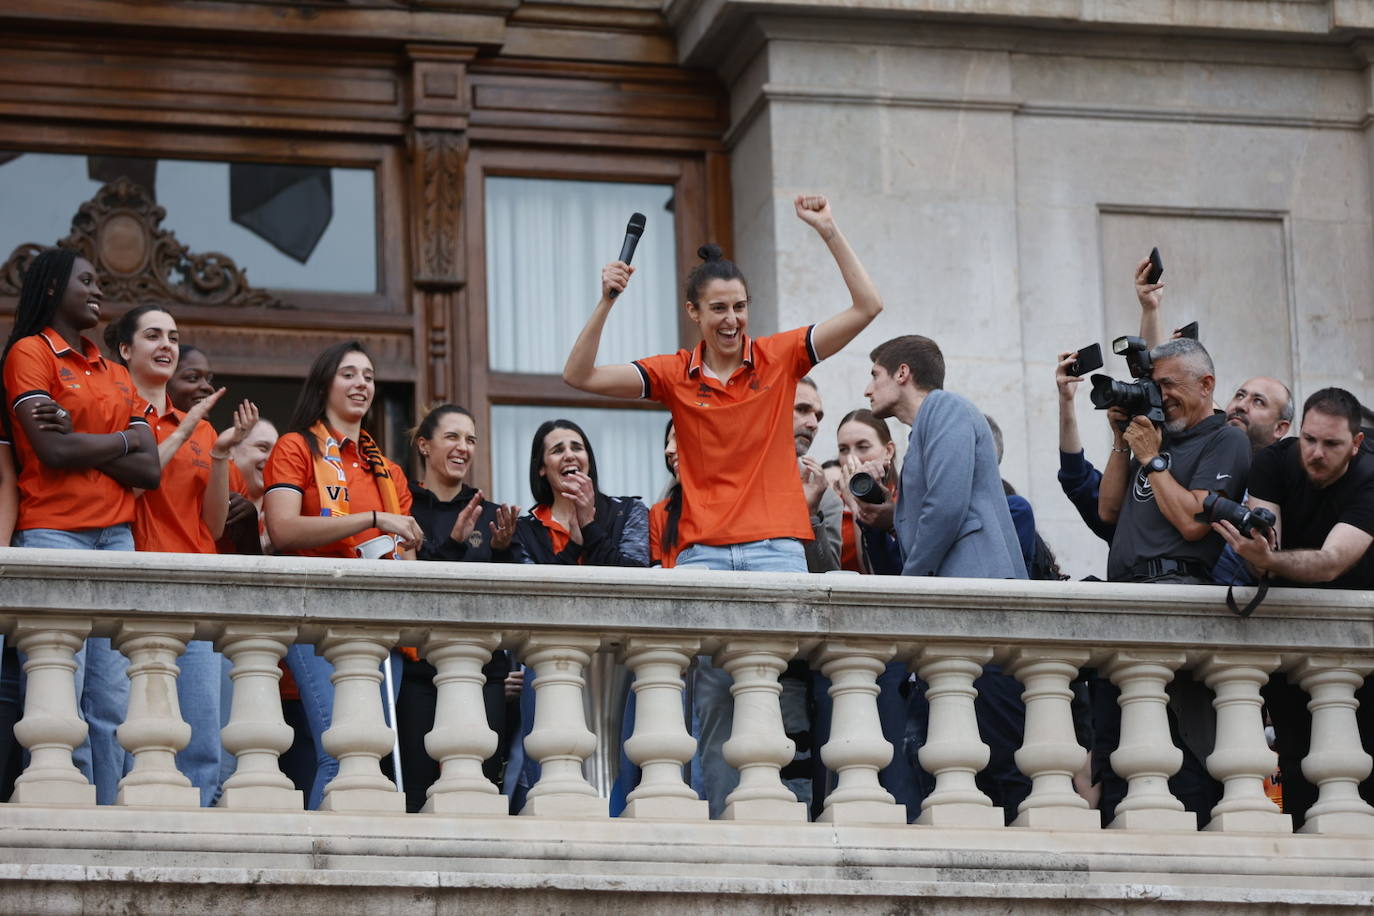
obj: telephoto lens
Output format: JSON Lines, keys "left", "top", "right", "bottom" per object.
{"left": 848, "top": 471, "right": 886, "bottom": 505}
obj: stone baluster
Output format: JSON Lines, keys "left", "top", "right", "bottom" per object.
{"left": 112, "top": 621, "right": 201, "bottom": 807}
{"left": 1199, "top": 652, "right": 1291, "bottom": 832}
{"left": 719, "top": 638, "right": 808, "bottom": 822}
{"left": 813, "top": 640, "right": 905, "bottom": 825}
{"left": 1292, "top": 657, "right": 1374, "bottom": 835}
{"left": 519, "top": 634, "right": 607, "bottom": 817}
{"left": 215, "top": 624, "right": 302, "bottom": 810}
{"left": 421, "top": 630, "right": 507, "bottom": 815}
{"left": 914, "top": 644, "right": 1002, "bottom": 827}
{"left": 1005, "top": 647, "right": 1098, "bottom": 830}
{"left": 620, "top": 636, "right": 706, "bottom": 820}
{"left": 318, "top": 627, "right": 405, "bottom": 813}
{"left": 9, "top": 618, "right": 95, "bottom": 805}
{"left": 1103, "top": 650, "right": 1195, "bottom": 830}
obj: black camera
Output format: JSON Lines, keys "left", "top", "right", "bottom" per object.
{"left": 1089, "top": 335, "right": 1165, "bottom": 426}
{"left": 848, "top": 472, "right": 887, "bottom": 505}
{"left": 1197, "top": 492, "right": 1276, "bottom": 538}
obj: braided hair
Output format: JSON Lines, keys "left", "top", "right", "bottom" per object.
{"left": 0, "top": 247, "right": 79, "bottom": 439}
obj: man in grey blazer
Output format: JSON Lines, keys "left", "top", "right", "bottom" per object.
{"left": 865, "top": 333, "right": 1029, "bottom": 822}
{"left": 865, "top": 334, "right": 1027, "bottom": 579}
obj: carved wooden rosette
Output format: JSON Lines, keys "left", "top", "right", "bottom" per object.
{"left": 0, "top": 177, "right": 288, "bottom": 310}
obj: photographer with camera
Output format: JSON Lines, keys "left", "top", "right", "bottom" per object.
{"left": 1212, "top": 387, "right": 1374, "bottom": 825}
{"left": 1093, "top": 334, "right": 1250, "bottom": 825}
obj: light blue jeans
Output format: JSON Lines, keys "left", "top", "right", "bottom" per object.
{"left": 14, "top": 525, "right": 134, "bottom": 805}
{"left": 677, "top": 538, "right": 811, "bottom": 818}
{"left": 176, "top": 641, "right": 234, "bottom": 807}
{"left": 286, "top": 645, "right": 404, "bottom": 810}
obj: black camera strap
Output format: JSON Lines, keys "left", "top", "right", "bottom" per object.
{"left": 1226, "top": 574, "right": 1270, "bottom": 618}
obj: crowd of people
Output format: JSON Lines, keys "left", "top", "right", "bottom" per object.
{"left": 1, "top": 195, "right": 1371, "bottom": 827}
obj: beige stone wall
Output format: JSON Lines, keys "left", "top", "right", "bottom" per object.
{"left": 668, "top": 1, "right": 1374, "bottom": 577}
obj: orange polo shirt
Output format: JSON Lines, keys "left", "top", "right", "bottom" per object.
{"left": 633, "top": 326, "right": 817, "bottom": 549}
{"left": 133, "top": 397, "right": 219, "bottom": 554}
{"left": 3, "top": 328, "right": 141, "bottom": 532}
{"left": 531, "top": 503, "right": 573, "bottom": 557}
{"left": 263, "top": 430, "right": 412, "bottom": 559}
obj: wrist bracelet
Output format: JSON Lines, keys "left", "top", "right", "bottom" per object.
{"left": 210, "top": 450, "right": 230, "bottom": 461}
{"left": 117, "top": 430, "right": 130, "bottom": 456}
{"left": 1110, "top": 446, "right": 1130, "bottom": 454}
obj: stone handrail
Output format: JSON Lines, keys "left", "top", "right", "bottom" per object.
{"left": 3, "top": 547, "right": 1374, "bottom": 912}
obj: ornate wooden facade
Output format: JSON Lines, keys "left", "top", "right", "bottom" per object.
{"left": 0, "top": 0, "right": 729, "bottom": 469}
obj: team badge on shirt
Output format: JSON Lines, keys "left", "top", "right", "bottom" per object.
{"left": 1132, "top": 452, "right": 1171, "bottom": 503}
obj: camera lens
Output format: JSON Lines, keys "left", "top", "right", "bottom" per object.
{"left": 849, "top": 472, "right": 886, "bottom": 505}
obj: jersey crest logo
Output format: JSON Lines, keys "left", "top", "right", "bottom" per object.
{"left": 1132, "top": 452, "right": 1170, "bottom": 503}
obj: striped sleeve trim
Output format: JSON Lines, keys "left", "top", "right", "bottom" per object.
{"left": 9, "top": 390, "right": 50, "bottom": 411}
{"left": 805, "top": 325, "right": 820, "bottom": 367}
{"left": 265, "top": 483, "right": 304, "bottom": 496}
{"left": 632, "top": 361, "right": 652, "bottom": 400}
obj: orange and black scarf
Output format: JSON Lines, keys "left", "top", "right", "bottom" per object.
{"left": 309, "top": 420, "right": 401, "bottom": 553}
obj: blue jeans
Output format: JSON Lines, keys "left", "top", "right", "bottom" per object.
{"left": 14, "top": 525, "right": 134, "bottom": 805}
{"left": 176, "top": 640, "right": 233, "bottom": 807}
{"left": 677, "top": 538, "right": 812, "bottom": 817}
{"left": 286, "top": 644, "right": 403, "bottom": 810}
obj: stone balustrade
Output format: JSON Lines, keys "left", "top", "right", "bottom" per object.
{"left": 2, "top": 548, "right": 1373, "bottom": 914}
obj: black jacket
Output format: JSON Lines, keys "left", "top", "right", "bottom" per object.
{"left": 409, "top": 482, "right": 526, "bottom": 563}
{"left": 514, "top": 493, "right": 649, "bottom": 567}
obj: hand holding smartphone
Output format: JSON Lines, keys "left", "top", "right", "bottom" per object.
{"left": 1067, "top": 343, "right": 1103, "bottom": 378}
{"left": 1145, "top": 247, "right": 1164, "bottom": 284}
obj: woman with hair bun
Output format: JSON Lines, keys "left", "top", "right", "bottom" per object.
{"left": 562, "top": 194, "right": 883, "bottom": 817}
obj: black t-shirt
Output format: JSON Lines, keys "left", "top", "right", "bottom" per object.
{"left": 1248, "top": 438, "right": 1374, "bottom": 589}
{"left": 1107, "top": 413, "right": 1251, "bottom": 581}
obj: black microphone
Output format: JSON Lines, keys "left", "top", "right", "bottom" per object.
{"left": 609, "top": 212, "right": 646, "bottom": 300}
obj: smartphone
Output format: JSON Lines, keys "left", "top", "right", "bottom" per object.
{"left": 1067, "top": 343, "right": 1103, "bottom": 377}
{"left": 1146, "top": 247, "right": 1164, "bottom": 284}
{"left": 1175, "top": 320, "right": 1199, "bottom": 340}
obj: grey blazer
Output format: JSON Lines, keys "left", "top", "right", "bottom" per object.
{"left": 893, "top": 389, "right": 1027, "bottom": 579}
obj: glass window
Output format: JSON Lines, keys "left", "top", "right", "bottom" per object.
{"left": 489, "top": 404, "right": 672, "bottom": 511}
{"left": 0, "top": 151, "right": 377, "bottom": 293}
{"left": 485, "top": 177, "right": 678, "bottom": 374}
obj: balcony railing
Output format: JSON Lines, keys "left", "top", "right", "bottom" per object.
{"left": 2, "top": 547, "right": 1373, "bottom": 914}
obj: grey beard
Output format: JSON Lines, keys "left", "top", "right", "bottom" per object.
{"left": 1164, "top": 416, "right": 1188, "bottom": 434}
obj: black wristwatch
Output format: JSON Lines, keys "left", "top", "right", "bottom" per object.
{"left": 1145, "top": 455, "right": 1169, "bottom": 475}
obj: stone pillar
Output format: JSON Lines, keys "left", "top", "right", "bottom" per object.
{"left": 1005, "top": 647, "right": 1098, "bottom": 830}
{"left": 406, "top": 44, "right": 476, "bottom": 410}
{"left": 914, "top": 645, "right": 1002, "bottom": 827}
{"left": 9, "top": 618, "right": 95, "bottom": 805}
{"left": 421, "top": 630, "right": 507, "bottom": 815}
{"left": 112, "top": 621, "right": 200, "bottom": 807}
{"left": 215, "top": 624, "right": 302, "bottom": 811}
{"left": 813, "top": 640, "right": 904, "bottom": 825}
{"left": 620, "top": 636, "right": 707, "bottom": 820}
{"left": 1103, "top": 650, "right": 1195, "bottom": 831}
{"left": 318, "top": 628, "right": 405, "bottom": 813}
{"left": 718, "top": 638, "right": 808, "bottom": 822}
{"left": 1292, "top": 656, "right": 1374, "bottom": 835}
{"left": 519, "top": 634, "right": 607, "bottom": 818}
{"left": 1198, "top": 652, "right": 1291, "bottom": 833}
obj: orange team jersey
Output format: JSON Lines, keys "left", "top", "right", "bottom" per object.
{"left": 132, "top": 397, "right": 220, "bottom": 554}
{"left": 3, "top": 328, "right": 140, "bottom": 532}
{"left": 839, "top": 506, "right": 862, "bottom": 572}
{"left": 228, "top": 460, "right": 249, "bottom": 496}
{"left": 633, "top": 326, "right": 817, "bottom": 549}
{"left": 263, "top": 430, "right": 412, "bottom": 559}
{"left": 648, "top": 494, "right": 682, "bottom": 568}
{"left": 531, "top": 503, "right": 573, "bottom": 558}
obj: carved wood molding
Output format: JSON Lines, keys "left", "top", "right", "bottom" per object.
{"left": 415, "top": 130, "right": 465, "bottom": 287}
{"left": 0, "top": 177, "right": 291, "bottom": 310}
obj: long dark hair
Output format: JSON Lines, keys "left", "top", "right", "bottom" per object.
{"left": 661, "top": 417, "right": 682, "bottom": 555}
{"left": 1, "top": 248, "right": 79, "bottom": 439}
{"left": 684, "top": 244, "right": 747, "bottom": 304}
{"left": 529, "top": 418, "right": 600, "bottom": 507}
{"left": 289, "top": 340, "right": 372, "bottom": 456}
{"left": 102, "top": 304, "right": 172, "bottom": 367}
